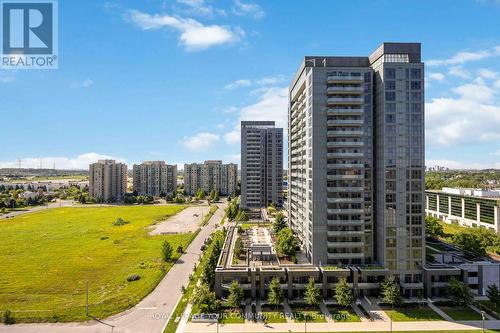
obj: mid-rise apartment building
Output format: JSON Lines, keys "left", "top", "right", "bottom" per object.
{"left": 240, "top": 121, "right": 283, "bottom": 209}
{"left": 426, "top": 188, "right": 500, "bottom": 232}
{"left": 132, "top": 161, "right": 177, "bottom": 196}
{"left": 288, "top": 43, "right": 425, "bottom": 295}
{"left": 89, "top": 159, "right": 127, "bottom": 201}
{"left": 184, "top": 161, "right": 238, "bottom": 196}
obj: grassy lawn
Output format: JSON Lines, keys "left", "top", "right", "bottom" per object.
{"left": 219, "top": 307, "right": 245, "bottom": 323}
{"left": 479, "top": 300, "right": 500, "bottom": 313}
{"left": 291, "top": 306, "right": 327, "bottom": 323}
{"left": 384, "top": 305, "right": 443, "bottom": 321}
{"left": 439, "top": 306, "right": 483, "bottom": 320}
{"left": 0, "top": 205, "right": 196, "bottom": 323}
{"left": 328, "top": 306, "right": 361, "bottom": 322}
{"left": 261, "top": 305, "right": 287, "bottom": 323}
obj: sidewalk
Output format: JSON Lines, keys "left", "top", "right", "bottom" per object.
{"left": 183, "top": 319, "right": 493, "bottom": 332}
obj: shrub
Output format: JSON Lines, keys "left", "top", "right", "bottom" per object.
{"left": 127, "top": 274, "right": 141, "bottom": 282}
{"left": 3, "top": 310, "right": 15, "bottom": 325}
{"left": 113, "top": 218, "right": 130, "bottom": 226}
{"left": 162, "top": 240, "right": 173, "bottom": 262}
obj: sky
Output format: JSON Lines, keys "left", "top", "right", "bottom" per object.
{"left": 1, "top": 0, "right": 500, "bottom": 170}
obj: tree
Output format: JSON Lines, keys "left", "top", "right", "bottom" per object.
{"left": 446, "top": 277, "right": 472, "bottom": 306}
{"left": 161, "top": 240, "right": 173, "bottom": 262}
{"left": 2, "top": 310, "right": 14, "bottom": 325}
{"left": 192, "top": 283, "right": 220, "bottom": 313}
{"left": 276, "top": 228, "right": 297, "bottom": 258}
{"left": 380, "top": 276, "right": 403, "bottom": 307}
{"left": 425, "top": 216, "right": 445, "bottom": 239}
{"left": 267, "top": 277, "right": 284, "bottom": 306}
{"left": 234, "top": 237, "right": 244, "bottom": 258}
{"left": 487, "top": 284, "right": 500, "bottom": 306}
{"left": 235, "top": 210, "right": 249, "bottom": 222}
{"left": 335, "top": 277, "right": 354, "bottom": 307}
{"left": 273, "top": 212, "right": 287, "bottom": 233}
{"left": 226, "top": 280, "right": 244, "bottom": 308}
{"left": 304, "top": 277, "right": 321, "bottom": 307}
{"left": 177, "top": 245, "right": 184, "bottom": 254}
{"left": 195, "top": 189, "right": 205, "bottom": 201}
{"left": 452, "top": 231, "right": 487, "bottom": 256}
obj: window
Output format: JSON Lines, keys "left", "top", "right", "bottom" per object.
{"left": 411, "top": 68, "right": 421, "bottom": 79}
{"left": 411, "top": 81, "right": 421, "bottom": 90}
{"left": 386, "top": 103, "right": 396, "bottom": 112}
{"left": 385, "top": 92, "right": 396, "bottom": 101}
{"left": 385, "top": 68, "right": 396, "bottom": 79}
{"left": 385, "top": 114, "right": 395, "bottom": 123}
{"left": 411, "top": 103, "right": 421, "bottom": 113}
{"left": 411, "top": 92, "right": 421, "bottom": 101}
{"left": 386, "top": 81, "right": 396, "bottom": 90}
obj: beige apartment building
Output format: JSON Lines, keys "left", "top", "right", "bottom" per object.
{"left": 89, "top": 159, "right": 127, "bottom": 201}
{"left": 132, "top": 161, "right": 177, "bottom": 196}
{"left": 184, "top": 160, "right": 237, "bottom": 196}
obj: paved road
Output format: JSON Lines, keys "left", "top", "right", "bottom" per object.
{"left": 0, "top": 202, "right": 227, "bottom": 333}
{"left": 0, "top": 199, "right": 75, "bottom": 220}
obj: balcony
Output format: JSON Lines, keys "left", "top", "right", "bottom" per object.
{"left": 328, "top": 241, "right": 364, "bottom": 248}
{"left": 327, "top": 230, "right": 364, "bottom": 236}
{"left": 327, "top": 252, "right": 364, "bottom": 259}
{"left": 327, "top": 187, "right": 364, "bottom": 192}
{"left": 327, "top": 141, "right": 363, "bottom": 148}
{"left": 327, "top": 86, "right": 363, "bottom": 94}
{"left": 327, "top": 97, "right": 364, "bottom": 105}
{"left": 327, "top": 75, "right": 364, "bottom": 83}
{"left": 327, "top": 208, "right": 364, "bottom": 214}
{"left": 327, "top": 152, "right": 364, "bottom": 158}
{"left": 327, "top": 174, "right": 363, "bottom": 180}
{"left": 327, "top": 120, "right": 364, "bottom": 126}
{"left": 327, "top": 108, "right": 364, "bottom": 116}
{"left": 327, "top": 163, "right": 363, "bottom": 169}
{"left": 327, "top": 197, "right": 364, "bottom": 204}
{"left": 327, "top": 220, "right": 364, "bottom": 226}
{"left": 327, "top": 130, "right": 363, "bottom": 136}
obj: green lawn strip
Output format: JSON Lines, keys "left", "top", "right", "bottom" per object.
{"left": 383, "top": 305, "right": 443, "bottom": 321}
{"left": 200, "top": 205, "right": 218, "bottom": 226}
{"left": 439, "top": 306, "right": 483, "bottom": 321}
{"left": 478, "top": 300, "right": 500, "bottom": 316}
{"left": 328, "top": 306, "right": 361, "bottom": 322}
{"left": 291, "top": 306, "right": 327, "bottom": 323}
{"left": 261, "top": 305, "right": 287, "bottom": 323}
{"left": 219, "top": 307, "right": 245, "bottom": 323}
{"left": 164, "top": 228, "right": 225, "bottom": 333}
{"left": 0, "top": 205, "right": 195, "bottom": 323}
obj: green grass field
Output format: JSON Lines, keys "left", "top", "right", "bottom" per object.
{"left": 328, "top": 306, "right": 361, "bottom": 322}
{"left": 0, "top": 205, "right": 196, "bottom": 323}
{"left": 384, "top": 305, "right": 443, "bottom": 321}
{"left": 291, "top": 307, "right": 327, "bottom": 323}
{"left": 439, "top": 306, "right": 483, "bottom": 321}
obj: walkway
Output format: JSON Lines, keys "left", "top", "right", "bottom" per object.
{"left": 0, "top": 202, "right": 227, "bottom": 333}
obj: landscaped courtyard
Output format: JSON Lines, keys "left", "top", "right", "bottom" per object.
{"left": 0, "top": 205, "right": 196, "bottom": 322}
{"left": 384, "top": 305, "right": 443, "bottom": 321}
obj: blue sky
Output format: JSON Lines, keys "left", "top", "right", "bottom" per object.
{"left": 1, "top": 0, "right": 500, "bottom": 170}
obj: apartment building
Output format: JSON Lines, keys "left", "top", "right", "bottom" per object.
{"left": 288, "top": 43, "right": 425, "bottom": 296}
{"left": 240, "top": 121, "right": 283, "bottom": 209}
{"left": 89, "top": 159, "right": 127, "bottom": 201}
{"left": 184, "top": 161, "right": 238, "bottom": 196}
{"left": 132, "top": 161, "right": 177, "bottom": 196}
{"left": 425, "top": 188, "right": 500, "bottom": 232}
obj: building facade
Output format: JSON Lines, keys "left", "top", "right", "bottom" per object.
{"left": 240, "top": 121, "right": 283, "bottom": 209}
{"left": 184, "top": 161, "right": 238, "bottom": 196}
{"left": 89, "top": 159, "right": 127, "bottom": 201}
{"left": 425, "top": 188, "right": 500, "bottom": 232}
{"left": 132, "top": 161, "right": 177, "bottom": 196}
{"left": 288, "top": 43, "right": 425, "bottom": 295}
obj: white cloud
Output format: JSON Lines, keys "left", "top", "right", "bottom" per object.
{"left": 452, "top": 79, "right": 495, "bottom": 103}
{"left": 182, "top": 132, "right": 220, "bottom": 151}
{"left": 490, "top": 150, "right": 500, "bottom": 156}
{"left": 175, "top": 0, "right": 226, "bottom": 17}
{"left": 478, "top": 68, "right": 498, "bottom": 79}
{"left": 426, "top": 159, "right": 500, "bottom": 170}
{"left": 0, "top": 153, "right": 126, "bottom": 170}
{"left": 232, "top": 0, "right": 265, "bottom": 19}
{"left": 223, "top": 86, "right": 287, "bottom": 144}
{"left": 71, "top": 78, "right": 93, "bottom": 89}
{"left": 448, "top": 66, "right": 470, "bottom": 79}
{"left": 427, "top": 45, "right": 500, "bottom": 66}
{"left": 0, "top": 72, "right": 15, "bottom": 83}
{"left": 127, "top": 9, "right": 243, "bottom": 51}
{"left": 427, "top": 72, "right": 445, "bottom": 81}
{"left": 223, "top": 75, "right": 284, "bottom": 90}
{"left": 224, "top": 79, "right": 252, "bottom": 90}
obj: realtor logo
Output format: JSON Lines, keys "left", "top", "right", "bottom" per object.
{"left": 1, "top": 0, "right": 58, "bottom": 69}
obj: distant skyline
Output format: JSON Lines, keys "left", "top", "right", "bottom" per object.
{"left": 1, "top": 0, "right": 500, "bottom": 170}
